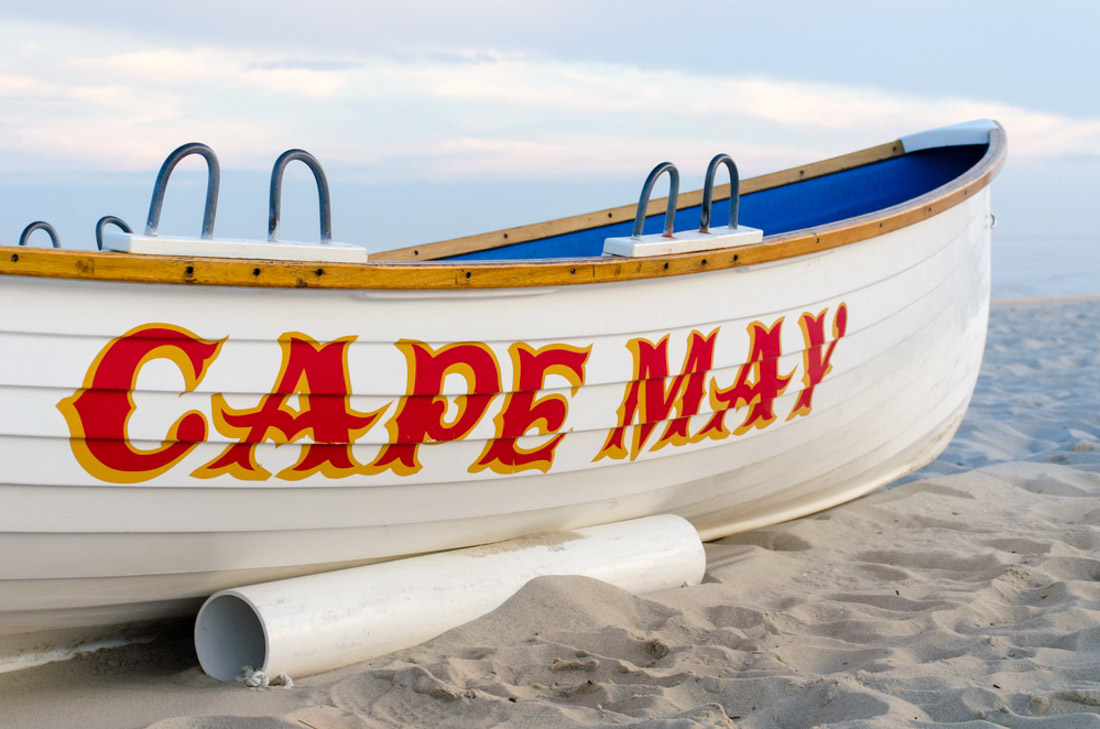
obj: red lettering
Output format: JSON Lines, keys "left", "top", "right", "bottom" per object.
{"left": 194, "top": 334, "right": 385, "bottom": 480}
{"left": 370, "top": 340, "right": 501, "bottom": 475}
{"left": 788, "top": 303, "right": 848, "bottom": 419}
{"left": 472, "top": 342, "right": 590, "bottom": 474}
{"left": 596, "top": 330, "right": 717, "bottom": 461}
{"left": 57, "top": 324, "right": 223, "bottom": 483}
{"left": 62, "top": 306, "right": 850, "bottom": 483}
{"left": 700, "top": 318, "right": 793, "bottom": 438}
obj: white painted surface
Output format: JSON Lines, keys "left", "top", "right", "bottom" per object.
{"left": 0, "top": 187, "right": 993, "bottom": 666}
{"left": 603, "top": 225, "right": 763, "bottom": 257}
{"left": 194, "top": 515, "right": 704, "bottom": 680}
{"left": 102, "top": 229, "right": 368, "bottom": 262}
{"left": 899, "top": 119, "right": 997, "bottom": 152}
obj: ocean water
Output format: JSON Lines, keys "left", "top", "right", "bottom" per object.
{"left": 992, "top": 235, "right": 1100, "bottom": 300}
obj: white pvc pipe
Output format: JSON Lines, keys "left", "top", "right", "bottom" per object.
{"left": 195, "top": 514, "right": 704, "bottom": 680}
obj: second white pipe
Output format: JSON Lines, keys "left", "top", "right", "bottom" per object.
{"left": 195, "top": 514, "right": 704, "bottom": 680}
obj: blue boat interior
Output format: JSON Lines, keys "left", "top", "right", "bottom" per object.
{"left": 445, "top": 144, "right": 988, "bottom": 261}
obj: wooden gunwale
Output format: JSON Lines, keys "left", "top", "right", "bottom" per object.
{"left": 0, "top": 130, "right": 1004, "bottom": 291}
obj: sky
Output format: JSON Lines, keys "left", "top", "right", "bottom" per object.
{"left": 1, "top": 0, "right": 1097, "bottom": 269}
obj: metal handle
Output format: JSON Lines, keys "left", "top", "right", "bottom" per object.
{"left": 95, "top": 216, "right": 132, "bottom": 250}
{"left": 631, "top": 162, "right": 679, "bottom": 239}
{"left": 19, "top": 221, "right": 60, "bottom": 248}
{"left": 268, "top": 149, "right": 332, "bottom": 243}
{"left": 145, "top": 142, "right": 220, "bottom": 239}
{"left": 700, "top": 153, "right": 740, "bottom": 234}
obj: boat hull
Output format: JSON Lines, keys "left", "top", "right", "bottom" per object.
{"left": 0, "top": 186, "right": 991, "bottom": 656}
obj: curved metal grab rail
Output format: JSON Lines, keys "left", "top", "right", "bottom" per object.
{"left": 699, "top": 153, "right": 740, "bottom": 234}
{"left": 630, "top": 162, "right": 679, "bottom": 240}
{"left": 19, "top": 221, "right": 60, "bottom": 248}
{"left": 95, "top": 216, "right": 133, "bottom": 250}
{"left": 145, "top": 142, "right": 220, "bottom": 239}
{"left": 268, "top": 149, "right": 332, "bottom": 243}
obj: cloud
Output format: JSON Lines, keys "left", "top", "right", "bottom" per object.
{"left": 0, "top": 72, "right": 51, "bottom": 95}
{"left": 0, "top": 17, "right": 1096, "bottom": 182}
{"left": 68, "top": 48, "right": 350, "bottom": 98}
{"left": 416, "top": 136, "right": 808, "bottom": 181}
{"left": 248, "top": 60, "right": 364, "bottom": 72}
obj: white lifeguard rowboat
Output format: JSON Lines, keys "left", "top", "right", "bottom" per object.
{"left": 1, "top": 120, "right": 1004, "bottom": 668}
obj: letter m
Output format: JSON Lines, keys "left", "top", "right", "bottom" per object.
{"left": 595, "top": 329, "right": 717, "bottom": 462}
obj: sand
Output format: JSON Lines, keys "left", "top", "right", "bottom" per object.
{"left": 2, "top": 298, "right": 1099, "bottom": 729}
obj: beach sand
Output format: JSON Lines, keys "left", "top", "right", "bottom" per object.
{"left": 2, "top": 298, "right": 1098, "bottom": 729}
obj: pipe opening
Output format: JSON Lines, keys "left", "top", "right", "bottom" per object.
{"left": 194, "top": 592, "right": 267, "bottom": 681}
